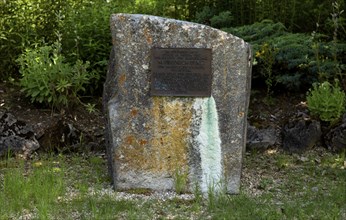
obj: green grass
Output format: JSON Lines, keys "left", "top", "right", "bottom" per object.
{"left": 0, "top": 149, "right": 345, "bottom": 219}
{"left": 0, "top": 156, "right": 66, "bottom": 219}
{"left": 173, "top": 168, "right": 189, "bottom": 194}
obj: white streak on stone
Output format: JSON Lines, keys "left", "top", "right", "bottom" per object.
{"left": 193, "top": 96, "right": 222, "bottom": 193}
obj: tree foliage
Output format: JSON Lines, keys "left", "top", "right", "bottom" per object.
{"left": 144, "top": 0, "right": 345, "bottom": 36}
{"left": 0, "top": 0, "right": 130, "bottom": 87}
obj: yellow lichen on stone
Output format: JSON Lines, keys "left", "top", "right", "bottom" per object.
{"left": 116, "top": 97, "right": 193, "bottom": 176}
{"left": 150, "top": 97, "right": 193, "bottom": 174}
{"left": 143, "top": 27, "right": 152, "bottom": 44}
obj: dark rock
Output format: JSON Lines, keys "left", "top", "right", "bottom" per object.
{"left": 325, "top": 114, "right": 346, "bottom": 152}
{"left": 37, "top": 119, "right": 81, "bottom": 153}
{"left": 282, "top": 119, "right": 322, "bottom": 153}
{"left": 0, "top": 111, "right": 39, "bottom": 157}
{"left": 247, "top": 124, "right": 278, "bottom": 151}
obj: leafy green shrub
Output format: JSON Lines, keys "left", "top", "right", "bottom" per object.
{"left": 307, "top": 81, "right": 346, "bottom": 123}
{"left": 0, "top": 0, "right": 129, "bottom": 94}
{"left": 16, "top": 42, "right": 97, "bottom": 109}
{"left": 60, "top": 0, "right": 116, "bottom": 93}
{"left": 0, "top": 0, "right": 70, "bottom": 80}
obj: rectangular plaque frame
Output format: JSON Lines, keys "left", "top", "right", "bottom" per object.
{"left": 150, "top": 48, "right": 212, "bottom": 97}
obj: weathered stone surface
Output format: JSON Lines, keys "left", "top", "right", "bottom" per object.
{"left": 282, "top": 119, "right": 322, "bottom": 153}
{"left": 0, "top": 111, "right": 39, "bottom": 157}
{"left": 104, "top": 14, "right": 252, "bottom": 194}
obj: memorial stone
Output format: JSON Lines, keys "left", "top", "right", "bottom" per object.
{"left": 103, "top": 14, "right": 252, "bottom": 194}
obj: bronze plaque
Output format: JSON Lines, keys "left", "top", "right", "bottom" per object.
{"left": 150, "top": 48, "right": 212, "bottom": 97}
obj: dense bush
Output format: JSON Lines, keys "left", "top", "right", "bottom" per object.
{"left": 0, "top": 0, "right": 67, "bottom": 80}
{"left": 17, "top": 42, "right": 97, "bottom": 109}
{"left": 60, "top": 0, "right": 118, "bottom": 94}
{"left": 224, "top": 20, "right": 287, "bottom": 49}
{"left": 225, "top": 20, "right": 345, "bottom": 91}
{"left": 0, "top": 0, "right": 130, "bottom": 95}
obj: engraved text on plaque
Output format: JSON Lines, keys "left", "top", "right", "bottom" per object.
{"left": 150, "top": 48, "right": 212, "bottom": 97}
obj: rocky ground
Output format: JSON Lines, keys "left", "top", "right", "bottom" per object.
{"left": 0, "top": 81, "right": 105, "bottom": 157}
{"left": 1, "top": 80, "right": 345, "bottom": 158}
{"left": 248, "top": 89, "right": 345, "bottom": 153}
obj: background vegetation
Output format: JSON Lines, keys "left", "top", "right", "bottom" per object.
{"left": 1, "top": 0, "right": 345, "bottom": 94}
{"left": 0, "top": 0, "right": 345, "bottom": 114}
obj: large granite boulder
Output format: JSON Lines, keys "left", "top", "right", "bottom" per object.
{"left": 103, "top": 14, "right": 252, "bottom": 194}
